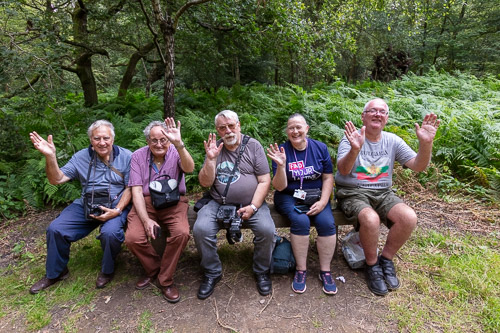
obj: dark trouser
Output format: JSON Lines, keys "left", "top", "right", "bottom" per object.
{"left": 125, "top": 196, "right": 190, "bottom": 287}
{"left": 46, "top": 202, "right": 128, "bottom": 279}
{"left": 192, "top": 200, "right": 275, "bottom": 278}
{"left": 274, "top": 191, "right": 336, "bottom": 236}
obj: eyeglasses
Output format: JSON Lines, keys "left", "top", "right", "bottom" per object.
{"left": 287, "top": 125, "right": 306, "bottom": 132}
{"left": 92, "top": 136, "right": 112, "bottom": 143}
{"left": 364, "top": 109, "right": 388, "bottom": 116}
{"left": 216, "top": 123, "right": 237, "bottom": 132}
{"left": 149, "top": 138, "right": 168, "bottom": 145}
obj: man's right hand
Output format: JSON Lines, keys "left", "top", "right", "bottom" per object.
{"left": 203, "top": 133, "right": 223, "bottom": 160}
{"left": 29, "top": 132, "right": 56, "bottom": 157}
{"left": 344, "top": 121, "right": 365, "bottom": 151}
{"left": 143, "top": 219, "right": 161, "bottom": 239}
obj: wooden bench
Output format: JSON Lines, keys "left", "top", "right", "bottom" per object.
{"left": 152, "top": 203, "right": 353, "bottom": 254}
{"left": 187, "top": 203, "right": 351, "bottom": 229}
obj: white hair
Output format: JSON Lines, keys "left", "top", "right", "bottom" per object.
{"left": 143, "top": 120, "right": 167, "bottom": 140}
{"left": 363, "top": 98, "right": 389, "bottom": 113}
{"left": 87, "top": 120, "right": 115, "bottom": 139}
{"left": 215, "top": 110, "right": 239, "bottom": 125}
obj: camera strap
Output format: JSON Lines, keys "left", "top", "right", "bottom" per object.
{"left": 83, "top": 150, "right": 112, "bottom": 206}
{"left": 215, "top": 135, "right": 250, "bottom": 204}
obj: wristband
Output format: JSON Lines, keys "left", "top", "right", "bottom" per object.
{"left": 250, "top": 203, "right": 258, "bottom": 213}
{"left": 115, "top": 207, "right": 122, "bottom": 215}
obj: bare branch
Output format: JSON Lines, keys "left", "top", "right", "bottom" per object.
{"left": 3, "top": 75, "right": 41, "bottom": 99}
{"left": 174, "top": 0, "right": 212, "bottom": 29}
{"left": 137, "top": 0, "right": 166, "bottom": 64}
{"left": 196, "top": 20, "right": 235, "bottom": 32}
{"left": 61, "top": 39, "right": 109, "bottom": 57}
{"left": 61, "top": 65, "right": 78, "bottom": 74}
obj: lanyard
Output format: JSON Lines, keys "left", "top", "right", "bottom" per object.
{"left": 292, "top": 139, "right": 308, "bottom": 190}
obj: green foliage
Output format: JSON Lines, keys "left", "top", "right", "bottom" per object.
{"left": 0, "top": 230, "right": 101, "bottom": 331}
{"left": 0, "top": 71, "right": 498, "bottom": 219}
{"left": 394, "top": 230, "right": 500, "bottom": 332}
{"left": 0, "top": 174, "right": 25, "bottom": 219}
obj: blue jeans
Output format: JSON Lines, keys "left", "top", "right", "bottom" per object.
{"left": 274, "top": 191, "right": 336, "bottom": 236}
{"left": 192, "top": 200, "right": 275, "bottom": 278}
{"left": 45, "top": 202, "right": 129, "bottom": 279}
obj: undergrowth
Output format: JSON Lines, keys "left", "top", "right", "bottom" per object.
{"left": 391, "top": 229, "right": 500, "bottom": 332}
{"left": 0, "top": 70, "right": 498, "bottom": 220}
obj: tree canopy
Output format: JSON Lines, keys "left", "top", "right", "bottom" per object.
{"left": 1, "top": 0, "right": 498, "bottom": 116}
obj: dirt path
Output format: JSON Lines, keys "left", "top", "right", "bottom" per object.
{"left": 1, "top": 187, "right": 497, "bottom": 332}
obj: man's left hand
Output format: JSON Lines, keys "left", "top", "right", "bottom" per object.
{"left": 90, "top": 206, "right": 120, "bottom": 222}
{"left": 415, "top": 113, "right": 440, "bottom": 143}
{"left": 238, "top": 205, "right": 255, "bottom": 220}
{"left": 162, "top": 117, "right": 183, "bottom": 147}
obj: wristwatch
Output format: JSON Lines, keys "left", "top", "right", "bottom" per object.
{"left": 115, "top": 207, "right": 122, "bottom": 215}
{"left": 250, "top": 203, "right": 258, "bottom": 213}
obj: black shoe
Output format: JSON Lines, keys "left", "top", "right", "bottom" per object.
{"left": 96, "top": 272, "right": 114, "bottom": 289}
{"left": 29, "top": 267, "right": 69, "bottom": 294}
{"left": 197, "top": 275, "right": 221, "bottom": 300}
{"left": 255, "top": 272, "right": 272, "bottom": 296}
{"left": 365, "top": 263, "right": 388, "bottom": 296}
{"left": 379, "top": 256, "right": 401, "bottom": 290}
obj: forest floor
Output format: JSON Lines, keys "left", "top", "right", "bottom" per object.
{"left": 0, "top": 183, "right": 498, "bottom": 332}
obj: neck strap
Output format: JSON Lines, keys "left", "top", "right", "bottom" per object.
{"left": 216, "top": 135, "right": 250, "bottom": 204}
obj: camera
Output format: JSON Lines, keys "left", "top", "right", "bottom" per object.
{"left": 83, "top": 190, "right": 111, "bottom": 221}
{"left": 216, "top": 205, "right": 243, "bottom": 244}
{"left": 88, "top": 204, "right": 104, "bottom": 217}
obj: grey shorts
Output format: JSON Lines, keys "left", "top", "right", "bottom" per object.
{"left": 335, "top": 186, "right": 403, "bottom": 229}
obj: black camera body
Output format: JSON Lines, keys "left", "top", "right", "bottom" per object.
{"left": 216, "top": 204, "right": 243, "bottom": 244}
{"left": 83, "top": 190, "right": 111, "bottom": 221}
{"left": 88, "top": 204, "right": 104, "bottom": 217}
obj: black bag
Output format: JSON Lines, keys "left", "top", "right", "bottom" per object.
{"left": 83, "top": 190, "right": 112, "bottom": 221}
{"left": 193, "top": 191, "right": 213, "bottom": 212}
{"left": 298, "top": 188, "right": 322, "bottom": 206}
{"left": 271, "top": 235, "right": 296, "bottom": 274}
{"left": 149, "top": 174, "right": 182, "bottom": 210}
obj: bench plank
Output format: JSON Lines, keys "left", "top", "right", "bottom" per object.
{"left": 153, "top": 203, "right": 352, "bottom": 256}
{"left": 187, "top": 203, "right": 351, "bottom": 229}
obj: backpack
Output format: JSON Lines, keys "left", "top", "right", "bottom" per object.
{"left": 271, "top": 235, "right": 296, "bottom": 274}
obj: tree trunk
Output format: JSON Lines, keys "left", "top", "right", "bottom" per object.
{"left": 274, "top": 61, "right": 279, "bottom": 85}
{"left": 76, "top": 55, "right": 98, "bottom": 106}
{"left": 162, "top": 18, "right": 176, "bottom": 119}
{"left": 432, "top": 9, "right": 448, "bottom": 66}
{"left": 234, "top": 55, "right": 240, "bottom": 85}
{"left": 447, "top": 2, "right": 467, "bottom": 70}
{"left": 118, "top": 42, "right": 155, "bottom": 98}
{"left": 419, "top": 0, "right": 429, "bottom": 75}
{"left": 72, "top": 1, "right": 98, "bottom": 106}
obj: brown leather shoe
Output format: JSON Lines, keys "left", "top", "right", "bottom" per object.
{"left": 29, "top": 267, "right": 70, "bottom": 294}
{"left": 162, "top": 285, "right": 180, "bottom": 303}
{"left": 135, "top": 275, "right": 156, "bottom": 290}
{"left": 96, "top": 272, "right": 114, "bottom": 289}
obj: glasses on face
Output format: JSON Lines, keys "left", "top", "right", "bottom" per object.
{"left": 149, "top": 138, "right": 168, "bottom": 145}
{"left": 364, "top": 109, "right": 389, "bottom": 116}
{"left": 92, "top": 136, "right": 112, "bottom": 143}
{"left": 287, "top": 125, "right": 305, "bottom": 132}
{"left": 216, "top": 123, "right": 237, "bottom": 132}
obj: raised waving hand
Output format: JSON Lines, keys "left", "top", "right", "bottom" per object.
{"left": 203, "top": 133, "right": 224, "bottom": 161}
{"left": 415, "top": 113, "right": 440, "bottom": 144}
{"left": 267, "top": 143, "right": 286, "bottom": 166}
{"left": 29, "top": 132, "right": 57, "bottom": 157}
{"left": 344, "top": 121, "right": 366, "bottom": 151}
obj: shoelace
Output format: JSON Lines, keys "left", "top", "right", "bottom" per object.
{"left": 321, "top": 273, "right": 334, "bottom": 285}
{"left": 295, "top": 271, "right": 306, "bottom": 283}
